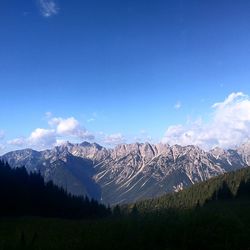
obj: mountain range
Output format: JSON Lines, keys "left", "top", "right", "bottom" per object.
{"left": 2, "top": 141, "right": 250, "bottom": 205}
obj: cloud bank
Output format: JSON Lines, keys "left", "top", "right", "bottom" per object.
{"left": 162, "top": 92, "right": 250, "bottom": 149}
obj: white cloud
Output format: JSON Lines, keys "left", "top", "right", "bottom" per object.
{"left": 174, "top": 101, "right": 182, "bottom": 110}
{"left": 8, "top": 138, "right": 26, "bottom": 146}
{"left": 28, "top": 128, "right": 56, "bottom": 148}
{"left": 162, "top": 92, "right": 250, "bottom": 149}
{"left": 212, "top": 92, "right": 245, "bottom": 109}
{"left": 50, "top": 117, "right": 79, "bottom": 135}
{"left": 49, "top": 116, "right": 94, "bottom": 140}
{"left": 38, "top": 0, "right": 59, "bottom": 17}
{"left": 8, "top": 115, "right": 94, "bottom": 151}
{"left": 104, "top": 133, "right": 126, "bottom": 145}
{"left": 134, "top": 130, "right": 153, "bottom": 143}
{"left": 9, "top": 129, "right": 57, "bottom": 150}
{"left": 55, "top": 139, "right": 68, "bottom": 146}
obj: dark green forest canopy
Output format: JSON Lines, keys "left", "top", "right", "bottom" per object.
{"left": 1, "top": 162, "right": 250, "bottom": 249}
{"left": 0, "top": 161, "right": 110, "bottom": 219}
{"left": 124, "top": 166, "right": 250, "bottom": 214}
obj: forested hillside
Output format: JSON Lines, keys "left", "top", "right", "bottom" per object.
{"left": 0, "top": 161, "right": 110, "bottom": 219}
{"left": 126, "top": 166, "right": 250, "bottom": 213}
{"left": 1, "top": 162, "right": 250, "bottom": 249}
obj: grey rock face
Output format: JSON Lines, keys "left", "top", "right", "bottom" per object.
{"left": 1, "top": 142, "right": 249, "bottom": 205}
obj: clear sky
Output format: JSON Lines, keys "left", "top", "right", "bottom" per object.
{"left": 1, "top": 0, "right": 250, "bottom": 154}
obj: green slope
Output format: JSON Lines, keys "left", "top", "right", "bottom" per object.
{"left": 2, "top": 165, "right": 250, "bottom": 249}
{"left": 124, "top": 166, "right": 250, "bottom": 213}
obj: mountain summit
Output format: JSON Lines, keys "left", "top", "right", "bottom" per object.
{"left": 2, "top": 142, "right": 249, "bottom": 204}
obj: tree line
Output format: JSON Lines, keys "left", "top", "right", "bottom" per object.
{"left": 0, "top": 161, "right": 110, "bottom": 219}
{"left": 123, "top": 166, "right": 250, "bottom": 214}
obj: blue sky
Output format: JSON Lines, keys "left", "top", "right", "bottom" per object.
{"left": 1, "top": 0, "right": 250, "bottom": 154}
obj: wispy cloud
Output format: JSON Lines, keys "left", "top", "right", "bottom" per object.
{"left": 87, "top": 112, "right": 98, "bottom": 123}
{"left": 8, "top": 138, "right": 26, "bottom": 146}
{"left": 162, "top": 92, "right": 250, "bottom": 149}
{"left": 0, "top": 144, "right": 5, "bottom": 154}
{"left": 134, "top": 130, "right": 153, "bottom": 143}
{"left": 103, "top": 133, "right": 126, "bottom": 145}
{"left": 45, "top": 111, "right": 53, "bottom": 119}
{"left": 174, "top": 101, "right": 182, "bottom": 110}
{"left": 38, "top": 0, "right": 59, "bottom": 17}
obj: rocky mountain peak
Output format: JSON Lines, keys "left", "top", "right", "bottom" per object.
{"left": 210, "top": 147, "right": 227, "bottom": 159}
{"left": 2, "top": 141, "right": 250, "bottom": 205}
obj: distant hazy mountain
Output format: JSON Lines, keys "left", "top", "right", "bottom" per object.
{"left": 2, "top": 141, "right": 250, "bottom": 205}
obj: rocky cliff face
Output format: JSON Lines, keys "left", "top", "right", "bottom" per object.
{"left": 2, "top": 142, "right": 250, "bottom": 205}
